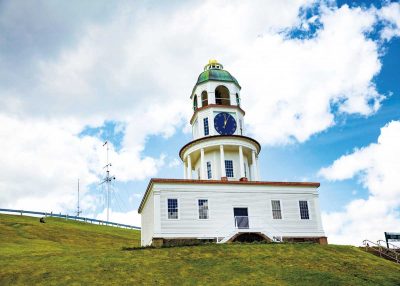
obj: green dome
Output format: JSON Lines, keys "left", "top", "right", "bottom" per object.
{"left": 191, "top": 60, "right": 241, "bottom": 97}
{"left": 196, "top": 69, "right": 241, "bottom": 88}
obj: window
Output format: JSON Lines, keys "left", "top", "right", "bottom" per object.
{"left": 207, "top": 161, "right": 212, "bottom": 179}
{"left": 203, "top": 118, "right": 209, "bottom": 136}
{"left": 236, "top": 93, "right": 240, "bottom": 106}
{"left": 271, "top": 200, "right": 282, "bottom": 219}
{"left": 244, "top": 163, "right": 247, "bottom": 178}
{"left": 193, "top": 95, "right": 198, "bottom": 111}
{"left": 225, "top": 160, "right": 234, "bottom": 178}
{"left": 239, "top": 119, "right": 243, "bottom": 135}
{"left": 198, "top": 199, "right": 209, "bottom": 219}
{"left": 201, "top": 91, "right": 208, "bottom": 107}
{"left": 215, "top": 85, "right": 230, "bottom": 105}
{"left": 299, "top": 201, "right": 309, "bottom": 220}
{"left": 168, "top": 199, "right": 178, "bottom": 219}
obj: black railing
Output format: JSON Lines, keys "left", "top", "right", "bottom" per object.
{"left": 0, "top": 208, "right": 140, "bottom": 230}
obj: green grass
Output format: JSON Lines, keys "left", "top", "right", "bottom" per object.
{"left": 1, "top": 214, "right": 399, "bottom": 285}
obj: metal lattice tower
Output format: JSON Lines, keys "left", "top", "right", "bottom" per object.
{"left": 76, "top": 178, "right": 82, "bottom": 217}
{"left": 100, "top": 141, "right": 115, "bottom": 221}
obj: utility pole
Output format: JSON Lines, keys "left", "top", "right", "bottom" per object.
{"left": 100, "top": 141, "right": 115, "bottom": 221}
{"left": 76, "top": 178, "right": 82, "bottom": 217}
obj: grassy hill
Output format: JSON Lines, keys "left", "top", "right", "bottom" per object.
{"left": 1, "top": 214, "right": 399, "bottom": 285}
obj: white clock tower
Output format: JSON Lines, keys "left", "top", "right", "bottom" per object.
{"left": 139, "top": 60, "right": 326, "bottom": 247}
{"left": 180, "top": 59, "right": 261, "bottom": 181}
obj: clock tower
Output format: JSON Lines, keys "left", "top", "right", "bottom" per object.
{"left": 140, "top": 59, "right": 326, "bottom": 247}
{"left": 180, "top": 60, "right": 261, "bottom": 181}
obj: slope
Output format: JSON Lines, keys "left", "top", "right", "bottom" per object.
{"left": 0, "top": 214, "right": 399, "bottom": 285}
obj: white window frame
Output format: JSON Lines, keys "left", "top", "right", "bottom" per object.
{"left": 203, "top": 117, "right": 209, "bottom": 136}
{"left": 271, "top": 200, "right": 282, "bottom": 220}
{"left": 299, "top": 200, "right": 310, "bottom": 220}
{"left": 197, "top": 198, "right": 210, "bottom": 220}
{"left": 225, "top": 160, "right": 234, "bottom": 178}
{"left": 206, "top": 161, "right": 212, "bottom": 179}
{"left": 166, "top": 198, "right": 180, "bottom": 220}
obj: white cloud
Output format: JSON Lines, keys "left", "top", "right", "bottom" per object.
{"left": 168, "top": 158, "right": 181, "bottom": 168}
{"left": 238, "top": 4, "right": 385, "bottom": 144}
{"left": 1, "top": 1, "right": 400, "bottom": 221}
{"left": 4, "top": 2, "right": 395, "bottom": 147}
{"left": 0, "top": 0, "right": 315, "bottom": 214}
{"left": 319, "top": 121, "right": 400, "bottom": 245}
{"left": 96, "top": 208, "right": 141, "bottom": 227}
{"left": 378, "top": 2, "right": 400, "bottom": 41}
{"left": 0, "top": 115, "right": 162, "bottom": 211}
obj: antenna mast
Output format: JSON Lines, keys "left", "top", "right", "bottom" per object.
{"left": 76, "top": 178, "right": 82, "bottom": 217}
{"left": 100, "top": 141, "right": 115, "bottom": 221}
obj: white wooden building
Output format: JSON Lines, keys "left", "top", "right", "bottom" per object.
{"left": 139, "top": 60, "right": 327, "bottom": 246}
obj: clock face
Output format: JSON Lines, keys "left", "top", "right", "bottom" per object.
{"left": 214, "top": 112, "right": 237, "bottom": 135}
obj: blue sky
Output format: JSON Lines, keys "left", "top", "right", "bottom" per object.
{"left": 0, "top": 0, "right": 399, "bottom": 245}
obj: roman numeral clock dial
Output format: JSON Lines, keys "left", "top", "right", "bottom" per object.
{"left": 214, "top": 112, "right": 237, "bottom": 135}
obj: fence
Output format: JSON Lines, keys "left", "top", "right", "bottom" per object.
{"left": 0, "top": 208, "right": 141, "bottom": 230}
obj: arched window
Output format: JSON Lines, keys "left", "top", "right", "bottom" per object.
{"left": 201, "top": 91, "right": 208, "bottom": 107}
{"left": 193, "top": 95, "right": 198, "bottom": 111}
{"left": 215, "top": 85, "right": 230, "bottom": 106}
{"left": 236, "top": 93, "right": 240, "bottom": 106}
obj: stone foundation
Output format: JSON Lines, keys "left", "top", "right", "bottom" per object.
{"left": 152, "top": 238, "right": 216, "bottom": 247}
{"left": 152, "top": 236, "right": 328, "bottom": 247}
{"left": 282, "top": 236, "right": 328, "bottom": 245}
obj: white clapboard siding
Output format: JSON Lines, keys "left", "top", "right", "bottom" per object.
{"left": 141, "top": 182, "right": 325, "bottom": 245}
{"left": 140, "top": 192, "right": 154, "bottom": 246}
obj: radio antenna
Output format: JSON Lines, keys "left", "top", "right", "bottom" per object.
{"left": 76, "top": 178, "right": 82, "bottom": 217}
{"left": 100, "top": 141, "right": 115, "bottom": 221}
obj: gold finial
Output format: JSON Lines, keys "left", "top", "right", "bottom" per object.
{"left": 204, "top": 59, "right": 223, "bottom": 70}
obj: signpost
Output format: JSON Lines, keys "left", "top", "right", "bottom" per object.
{"left": 384, "top": 232, "right": 400, "bottom": 248}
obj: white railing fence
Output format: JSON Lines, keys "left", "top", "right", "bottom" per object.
{"left": 216, "top": 216, "right": 284, "bottom": 243}
{"left": 0, "top": 208, "right": 140, "bottom": 230}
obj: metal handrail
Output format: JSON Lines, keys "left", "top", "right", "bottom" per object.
{"left": 376, "top": 240, "right": 400, "bottom": 261}
{"left": 363, "top": 239, "right": 399, "bottom": 263}
{"left": 0, "top": 208, "right": 140, "bottom": 230}
{"left": 377, "top": 239, "right": 400, "bottom": 250}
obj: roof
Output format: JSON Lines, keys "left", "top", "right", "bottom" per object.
{"left": 179, "top": 134, "right": 261, "bottom": 160}
{"left": 138, "top": 178, "right": 320, "bottom": 213}
{"left": 196, "top": 69, "right": 241, "bottom": 88}
{"left": 191, "top": 60, "right": 241, "bottom": 97}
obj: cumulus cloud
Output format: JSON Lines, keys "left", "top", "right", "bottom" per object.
{"left": 238, "top": 4, "right": 385, "bottom": 144}
{"left": 1, "top": 1, "right": 400, "bottom": 220}
{"left": 96, "top": 208, "right": 141, "bottom": 227}
{"left": 0, "top": 115, "right": 163, "bottom": 211}
{"left": 378, "top": 2, "right": 400, "bottom": 41}
{"left": 319, "top": 121, "right": 400, "bottom": 245}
